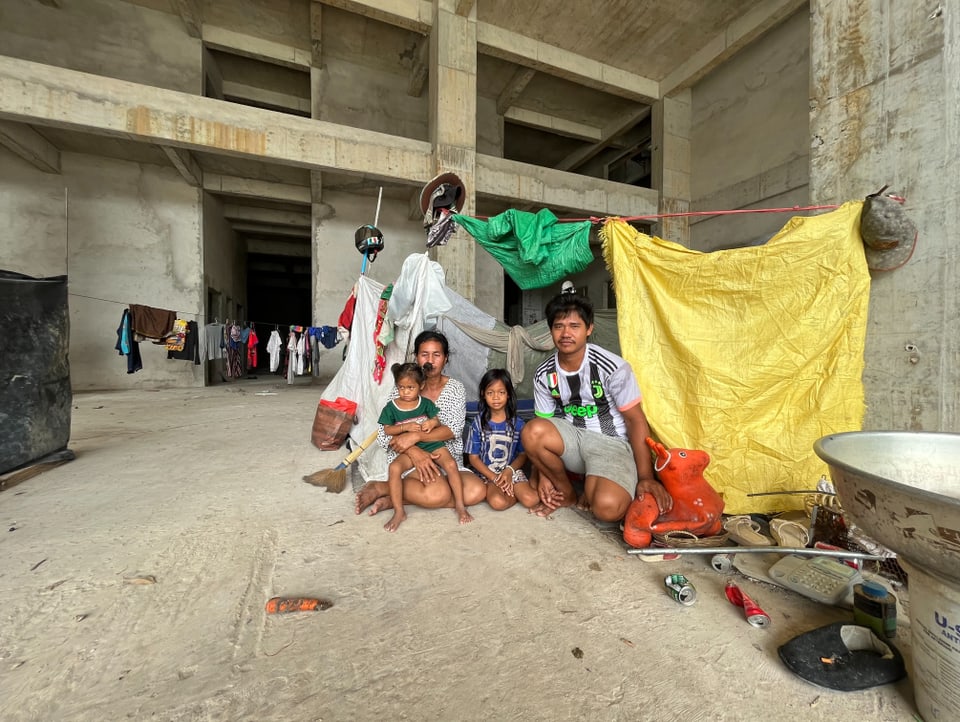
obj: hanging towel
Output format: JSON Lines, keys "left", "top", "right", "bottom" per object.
{"left": 128, "top": 304, "right": 176, "bottom": 339}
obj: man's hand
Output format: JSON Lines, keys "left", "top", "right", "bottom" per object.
{"left": 636, "top": 478, "right": 672, "bottom": 514}
{"left": 538, "top": 475, "right": 565, "bottom": 510}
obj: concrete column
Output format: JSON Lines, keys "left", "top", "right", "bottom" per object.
{"left": 809, "top": 0, "right": 960, "bottom": 431}
{"left": 429, "top": 0, "right": 477, "bottom": 304}
{"left": 651, "top": 90, "right": 691, "bottom": 245}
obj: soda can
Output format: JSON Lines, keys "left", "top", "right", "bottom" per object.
{"left": 664, "top": 573, "right": 697, "bottom": 606}
{"left": 711, "top": 553, "right": 734, "bottom": 573}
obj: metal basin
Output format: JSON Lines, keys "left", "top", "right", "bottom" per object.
{"left": 814, "top": 431, "right": 960, "bottom": 583}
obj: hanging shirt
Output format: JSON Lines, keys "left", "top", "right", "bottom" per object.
{"left": 267, "top": 330, "right": 282, "bottom": 372}
{"left": 247, "top": 328, "right": 259, "bottom": 369}
{"left": 205, "top": 323, "right": 224, "bottom": 360}
{"left": 295, "top": 333, "right": 306, "bottom": 375}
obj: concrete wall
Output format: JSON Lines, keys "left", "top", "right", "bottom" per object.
{"left": 66, "top": 155, "right": 204, "bottom": 390}
{"left": 0, "top": 146, "right": 68, "bottom": 278}
{"left": 0, "top": 0, "right": 201, "bottom": 93}
{"left": 688, "top": 8, "right": 810, "bottom": 251}
{"left": 810, "top": 1, "right": 960, "bottom": 432}
{"left": 1, "top": 149, "right": 204, "bottom": 390}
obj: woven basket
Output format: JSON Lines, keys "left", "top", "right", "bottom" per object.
{"left": 653, "top": 529, "right": 729, "bottom": 548}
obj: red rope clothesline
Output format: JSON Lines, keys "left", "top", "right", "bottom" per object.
{"left": 460, "top": 204, "right": 841, "bottom": 223}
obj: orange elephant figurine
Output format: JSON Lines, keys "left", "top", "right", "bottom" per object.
{"left": 622, "top": 437, "right": 725, "bottom": 548}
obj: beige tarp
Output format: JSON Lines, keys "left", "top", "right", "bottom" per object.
{"left": 601, "top": 202, "right": 870, "bottom": 514}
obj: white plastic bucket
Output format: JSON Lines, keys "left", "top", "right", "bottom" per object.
{"left": 902, "top": 560, "right": 960, "bottom": 721}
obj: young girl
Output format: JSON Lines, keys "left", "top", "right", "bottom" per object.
{"left": 466, "top": 369, "right": 538, "bottom": 511}
{"left": 378, "top": 362, "right": 473, "bottom": 532}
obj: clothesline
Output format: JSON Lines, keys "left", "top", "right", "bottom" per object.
{"left": 458, "top": 203, "right": 841, "bottom": 224}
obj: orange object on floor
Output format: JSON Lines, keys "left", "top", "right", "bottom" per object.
{"left": 265, "top": 597, "right": 333, "bottom": 614}
{"left": 623, "top": 437, "right": 725, "bottom": 548}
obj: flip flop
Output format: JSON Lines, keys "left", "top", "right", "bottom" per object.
{"left": 770, "top": 518, "right": 811, "bottom": 548}
{"left": 723, "top": 515, "right": 772, "bottom": 546}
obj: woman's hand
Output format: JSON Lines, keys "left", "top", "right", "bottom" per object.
{"left": 403, "top": 445, "right": 442, "bottom": 484}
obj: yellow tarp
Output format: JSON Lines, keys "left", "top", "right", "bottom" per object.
{"left": 601, "top": 202, "right": 870, "bottom": 514}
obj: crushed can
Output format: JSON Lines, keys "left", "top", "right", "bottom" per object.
{"left": 665, "top": 574, "right": 697, "bottom": 606}
{"left": 725, "top": 581, "right": 771, "bottom": 627}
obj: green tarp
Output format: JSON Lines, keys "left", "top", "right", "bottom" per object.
{"left": 456, "top": 208, "right": 594, "bottom": 290}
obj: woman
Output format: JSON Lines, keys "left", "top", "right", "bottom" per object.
{"left": 355, "top": 330, "right": 487, "bottom": 516}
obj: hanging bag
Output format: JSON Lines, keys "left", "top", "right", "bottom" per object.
{"left": 310, "top": 397, "right": 358, "bottom": 451}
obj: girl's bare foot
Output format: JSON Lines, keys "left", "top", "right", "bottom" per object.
{"left": 457, "top": 508, "right": 474, "bottom": 525}
{"left": 368, "top": 496, "right": 394, "bottom": 516}
{"left": 384, "top": 511, "right": 406, "bottom": 532}
{"left": 355, "top": 483, "right": 383, "bottom": 514}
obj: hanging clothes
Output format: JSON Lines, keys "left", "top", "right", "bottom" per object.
{"left": 247, "top": 326, "right": 259, "bottom": 369}
{"left": 226, "top": 322, "right": 243, "bottom": 378}
{"left": 115, "top": 309, "right": 142, "bottom": 374}
{"left": 128, "top": 304, "right": 177, "bottom": 339}
{"left": 165, "top": 319, "right": 188, "bottom": 353}
{"left": 204, "top": 322, "right": 224, "bottom": 360}
{"left": 295, "top": 332, "right": 306, "bottom": 376}
{"left": 267, "top": 329, "right": 282, "bottom": 372}
{"left": 371, "top": 284, "right": 393, "bottom": 383}
{"left": 286, "top": 330, "right": 297, "bottom": 384}
{"left": 167, "top": 320, "right": 201, "bottom": 365}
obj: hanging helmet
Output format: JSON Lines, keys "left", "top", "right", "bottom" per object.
{"left": 355, "top": 224, "right": 385, "bottom": 261}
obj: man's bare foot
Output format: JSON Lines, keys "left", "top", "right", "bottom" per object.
{"left": 576, "top": 495, "right": 591, "bottom": 513}
{"left": 368, "top": 496, "right": 394, "bottom": 516}
{"left": 355, "top": 483, "right": 383, "bottom": 515}
{"left": 529, "top": 502, "right": 554, "bottom": 518}
{"left": 457, "top": 508, "right": 474, "bottom": 525}
{"left": 384, "top": 511, "right": 406, "bottom": 532}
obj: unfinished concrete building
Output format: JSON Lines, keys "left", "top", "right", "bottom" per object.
{"left": 2, "top": 0, "right": 957, "bottom": 432}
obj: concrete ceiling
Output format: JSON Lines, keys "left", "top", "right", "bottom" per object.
{"left": 477, "top": 0, "right": 767, "bottom": 80}
{"left": 4, "top": 0, "right": 803, "bottom": 257}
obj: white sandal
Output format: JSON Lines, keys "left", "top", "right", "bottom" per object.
{"left": 723, "top": 515, "right": 772, "bottom": 546}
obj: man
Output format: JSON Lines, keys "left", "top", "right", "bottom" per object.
{"left": 521, "top": 294, "right": 672, "bottom": 522}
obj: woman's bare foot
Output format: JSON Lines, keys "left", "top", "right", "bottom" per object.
{"left": 355, "top": 483, "right": 383, "bottom": 514}
{"left": 529, "top": 502, "right": 554, "bottom": 518}
{"left": 384, "top": 510, "right": 406, "bottom": 532}
{"left": 368, "top": 496, "right": 394, "bottom": 516}
{"left": 457, "top": 508, "right": 474, "bottom": 525}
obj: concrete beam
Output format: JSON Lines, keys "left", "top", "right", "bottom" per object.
{"left": 231, "top": 222, "right": 312, "bottom": 238}
{"left": 201, "top": 25, "right": 312, "bottom": 70}
{"left": 221, "top": 80, "right": 311, "bottom": 115}
{"left": 495, "top": 67, "right": 535, "bottom": 115}
{"left": 408, "top": 36, "right": 429, "bottom": 98}
{"left": 318, "top": 0, "right": 432, "bottom": 33}
{"left": 477, "top": 24, "right": 659, "bottom": 103}
{"left": 660, "top": 0, "right": 808, "bottom": 96}
{"left": 224, "top": 204, "right": 312, "bottom": 227}
{"left": 316, "top": 0, "right": 657, "bottom": 101}
{"left": 0, "top": 56, "right": 434, "bottom": 185}
{"left": 160, "top": 145, "right": 201, "bottom": 186}
{"left": 503, "top": 107, "right": 602, "bottom": 142}
{"left": 476, "top": 153, "right": 658, "bottom": 217}
{"left": 247, "top": 239, "right": 312, "bottom": 257}
{"left": 170, "top": 0, "right": 202, "bottom": 39}
{"left": 555, "top": 105, "right": 651, "bottom": 173}
{"left": 0, "top": 119, "right": 60, "bottom": 173}
{"left": 455, "top": 0, "right": 475, "bottom": 18}
{"left": 203, "top": 174, "right": 312, "bottom": 204}
{"left": 35, "top": 0, "right": 61, "bottom": 6}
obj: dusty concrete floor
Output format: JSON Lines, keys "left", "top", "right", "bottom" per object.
{"left": 0, "top": 380, "right": 920, "bottom": 721}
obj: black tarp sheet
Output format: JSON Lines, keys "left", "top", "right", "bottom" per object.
{"left": 0, "top": 270, "right": 72, "bottom": 475}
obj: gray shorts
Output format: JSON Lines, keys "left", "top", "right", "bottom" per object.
{"left": 544, "top": 417, "right": 638, "bottom": 496}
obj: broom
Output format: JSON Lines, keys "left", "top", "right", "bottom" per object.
{"left": 302, "top": 430, "right": 379, "bottom": 493}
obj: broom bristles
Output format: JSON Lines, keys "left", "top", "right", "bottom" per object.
{"left": 302, "top": 467, "right": 348, "bottom": 493}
